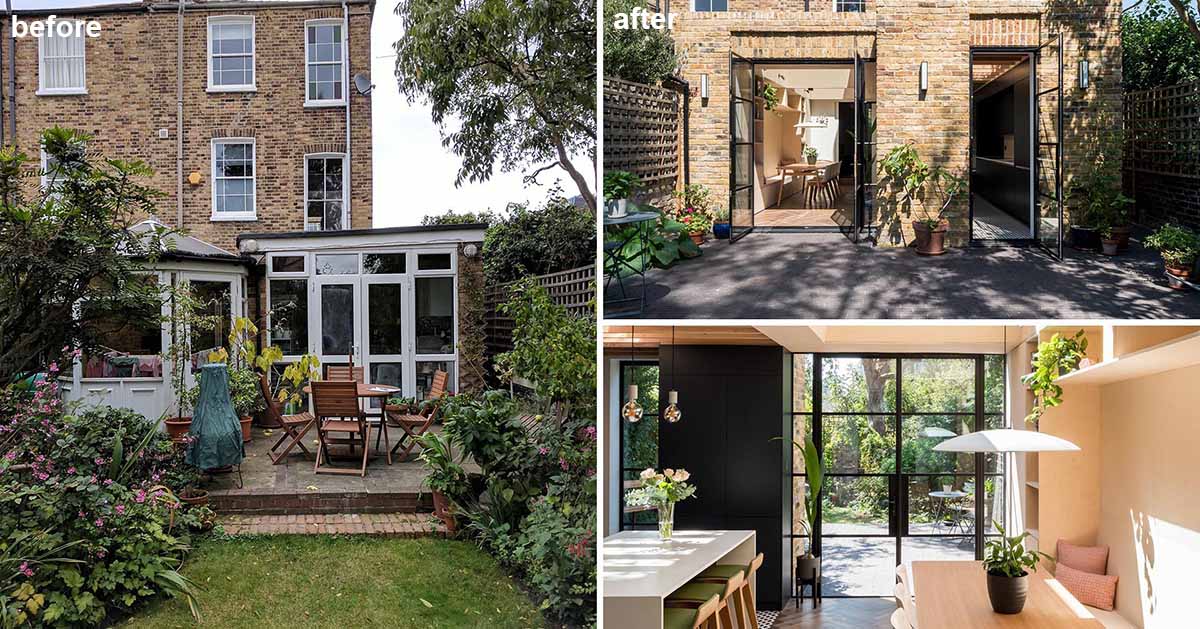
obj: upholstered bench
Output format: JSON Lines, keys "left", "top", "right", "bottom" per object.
{"left": 1087, "top": 607, "right": 1138, "bottom": 629}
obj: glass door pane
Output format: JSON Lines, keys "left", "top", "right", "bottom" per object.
{"left": 363, "top": 279, "right": 406, "bottom": 402}
{"left": 729, "top": 53, "right": 755, "bottom": 242}
{"left": 1035, "top": 35, "right": 1063, "bottom": 259}
{"left": 315, "top": 279, "right": 359, "bottom": 369}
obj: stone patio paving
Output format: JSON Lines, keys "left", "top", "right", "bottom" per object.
{"left": 218, "top": 512, "right": 446, "bottom": 537}
{"left": 608, "top": 230, "right": 1200, "bottom": 319}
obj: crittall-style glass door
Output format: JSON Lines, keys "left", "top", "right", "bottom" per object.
{"left": 1034, "top": 34, "right": 1064, "bottom": 259}
{"left": 729, "top": 53, "right": 755, "bottom": 242}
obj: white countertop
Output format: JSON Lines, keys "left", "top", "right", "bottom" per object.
{"left": 602, "top": 530, "right": 755, "bottom": 599}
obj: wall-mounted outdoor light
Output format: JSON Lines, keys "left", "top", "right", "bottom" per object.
{"left": 1078, "top": 59, "right": 1090, "bottom": 90}
{"left": 700, "top": 73, "right": 709, "bottom": 99}
{"left": 919, "top": 61, "right": 929, "bottom": 92}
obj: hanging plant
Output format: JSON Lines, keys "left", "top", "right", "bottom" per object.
{"left": 761, "top": 83, "right": 780, "bottom": 111}
{"left": 1020, "top": 331, "right": 1088, "bottom": 425}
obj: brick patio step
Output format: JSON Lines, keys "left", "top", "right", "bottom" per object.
{"left": 218, "top": 512, "right": 447, "bottom": 537}
{"left": 210, "top": 489, "right": 432, "bottom": 515}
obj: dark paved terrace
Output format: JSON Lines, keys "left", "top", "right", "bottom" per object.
{"left": 609, "top": 231, "right": 1200, "bottom": 319}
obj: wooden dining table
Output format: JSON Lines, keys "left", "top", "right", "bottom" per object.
{"left": 301, "top": 382, "right": 401, "bottom": 465}
{"left": 908, "top": 561, "right": 1104, "bottom": 628}
{"left": 776, "top": 160, "right": 834, "bottom": 206}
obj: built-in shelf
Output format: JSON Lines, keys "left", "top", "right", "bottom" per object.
{"left": 1026, "top": 481, "right": 1039, "bottom": 489}
{"left": 1056, "top": 330, "right": 1200, "bottom": 386}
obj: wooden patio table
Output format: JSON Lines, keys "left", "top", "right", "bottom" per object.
{"left": 302, "top": 383, "right": 400, "bottom": 464}
{"left": 776, "top": 160, "right": 834, "bottom": 207}
{"left": 910, "top": 561, "right": 1103, "bottom": 628}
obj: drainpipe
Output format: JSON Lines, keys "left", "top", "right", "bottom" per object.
{"left": 176, "top": 0, "right": 185, "bottom": 228}
{"left": 6, "top": 0, "right": 15, "bottom": 143}
{"left": 342, "top": 1, "right": 351, "bottom": 229}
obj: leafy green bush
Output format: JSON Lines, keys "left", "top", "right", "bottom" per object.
{"left": 1144, "top": 223, "right": 1200, "bottom": 267}
{"left": 604, "top": 170, "right": 640, "bottom": 201}
{"left": 0, "top": 372, "right": 203, "bottom": 627}
{"left": 483, "top": 191, "right": 596, "bottom": 284}
{"left": 607, "top": 207, "right": 702, "bottom": 271}
{"left": 603, "top": 0, "right": 678, "bottom": 85}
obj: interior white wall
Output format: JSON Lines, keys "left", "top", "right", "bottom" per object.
{"left": 762, "top": 110, "right": 803, "bottom": 178}
{"left": 805, "top": 100, "right": 840, "bottom": 163}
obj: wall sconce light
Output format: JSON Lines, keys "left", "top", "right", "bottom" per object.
{"left": 919, "top": 61, "right": 929, "bottom": 92}
{"left": 1078, "top": 59, "right": 1090, "bottom": 90}
{"left": 700, "top": 74, "right": 709, "bottom": 99}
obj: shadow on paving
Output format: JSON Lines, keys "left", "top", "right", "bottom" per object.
{"left": 610, "top": 230, "right": 1200, "bottom": 319}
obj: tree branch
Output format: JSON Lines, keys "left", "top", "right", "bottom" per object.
{"left": 1167, "top": 0, "right": 1200, "bottom": 48}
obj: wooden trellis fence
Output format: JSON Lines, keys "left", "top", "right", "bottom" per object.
{"left": 1124, "top": 80, "right": 1200, "bottom": 180}
{"left": 603, "top": 77, "right": 682, "bottom": 206}
{"left": 484, "top": 265, "right": 595, "bottom": 357}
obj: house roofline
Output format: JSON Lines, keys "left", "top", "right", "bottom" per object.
{"left": 4, "top": 0, "right": 372, "bottom": 17}
{"left": 237, "top": 223, "right": 489, "bottom": 243}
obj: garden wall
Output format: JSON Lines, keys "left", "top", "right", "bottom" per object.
{"left": 483, "top": 265, "right": 596, "bottom": 358}
{"left": 603, "top": 77, "right": 682, "bottom": 207}
{"left": 1124, "top": 80, "right": 1200, "bottom": 231}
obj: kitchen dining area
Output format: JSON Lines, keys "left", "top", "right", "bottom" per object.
{"left": 600, "top": 324, "right": 1177, "bottom": 628}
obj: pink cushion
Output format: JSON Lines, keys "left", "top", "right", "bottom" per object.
{"left": 1055, "top": 563, "right": 1117, "bottom": 611}
{"left": 1057, "top": 540, "right": 1109, "bottom": 575}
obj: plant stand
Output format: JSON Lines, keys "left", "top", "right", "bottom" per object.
{"left": 795, "top": 557, "right": 821, "bottom": 609}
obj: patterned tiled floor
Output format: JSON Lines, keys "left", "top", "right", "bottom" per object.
{"left": 218, "top": 512, "right": 447, "bottom": 537}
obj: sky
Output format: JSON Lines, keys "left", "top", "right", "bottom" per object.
{"left": 19, "top": 0, "right": 591, "bottom": 227}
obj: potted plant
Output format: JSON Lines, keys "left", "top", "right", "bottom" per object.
{"left": 1144, "top": 223, "right": 1200, "bottom": 289}
{"left": 604, "top": 170, "right": 640, "bottom": 219}
{"left": 416, "top": 431, "right": 468, "bottom": 533}
{"left": 713, "top": 205, "right": 731, "bottom": 240}
{"left": 1099, "top": 221, "right": 1120, "bottom": 257}
{"left": 626, "top": 467, "right": 697, "bottom": 540}
{"left": 161, "top": 282, "right": 221, "bottom": 442}
{"left": 673, "top": 183, "right": 716, "bottom": 245}
{"left": 1020, "top": 330, "right": 1088, "bottom": 425}
{"left": 385, "top": 395, "right": 419, "bottom": 426}
{"left": 777, "top": 435, "right": 825, "bottom": 585}
{"left": 229, "top": 367, "right": 265, "bottom": 442}
{"left": 983, "top": 522, "right": 1052, "bottom": 614}
{"left": 761, "top": 82, "right": 780, "bottom": 111}
{"left": 879, "top": 141, "right": 966, "bottom": 256}
{"left": 1067, "top": 117, "right": 1132, "bottom": 252}
{"left": 803, "top": 146, "right": 819, "bottom": 165}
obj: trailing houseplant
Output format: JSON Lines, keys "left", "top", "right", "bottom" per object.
{"left": 1020, "top": 330, "right": 1088, "bottom": 426}
{"left": 1144, "top": 223, "right": 1199, "bottom": 288}
{"left": 625, "top": 467, "right": 697, "bottom": 540}
{"left": 761, "top": 82, "right": 780, "bottom": 111}
{"left": 879, "top": 141, "right": 967, "bottom": 255}
{"left": 983, "top": 522, "right": 1052, "bottom": 614}
{"left": 603, "top": 170, "right": 640, "bottom": 218}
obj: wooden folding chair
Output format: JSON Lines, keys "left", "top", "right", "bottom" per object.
{"left": 386, "top": 370, "right": 448, "bottom": 461}
{"left": 312, "top": 380, "right": 370, "bottom": 477}
{"left": 260, "top": 373, "right": 316, "bottom": 464}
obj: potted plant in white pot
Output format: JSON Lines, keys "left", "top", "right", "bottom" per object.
{"left": 1144, "top": 223, "right": 1200, "bottom": 290}
{"left": 604, "top": 170, "right": 640, "bottom": 219}
{"left": 983, "top": 522, "right": 1052, "bottom": 614}
{"left": 803, "top": 146, "right": 819, "bottom": 165}
{"left": 626, "top": 467, "right": 697, "bottom": 540}
{"left": 879, "top": 141, "right": 966, "bottom": 256}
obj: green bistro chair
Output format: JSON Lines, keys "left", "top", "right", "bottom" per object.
{"left": 693, "top": 553, "right": 765, "bottom": 629}
{"left": 664, "top": 594, "right": 721, "bottom": 629}
{"left": 666, "top": 570, "right": 744, "bottom": 629}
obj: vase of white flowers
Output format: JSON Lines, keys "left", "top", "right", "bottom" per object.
{"left": 626, "top": 467, "right": 698, "bottom": 540}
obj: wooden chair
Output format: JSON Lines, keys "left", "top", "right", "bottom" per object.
{"left": 808, "top": 162, "right": 842, "bottom": 207}
{"left": 386, "top": 369, "right": 449, "bottom": 461}
{"left": 695, "top": 552, "right": 764, "bottom": 629}
{"left": 895, "top": 579, "right": 918, "bottom": 628}
{"left": 665, "top": 570, "right": 744, "bottom": 629}
{"left": 890, "top": 607, "right": 910, "bottom": 629}
{"left": 663, "top": 594, "right": 721, "bottom": 629}
{"left": 259, "top": 373, "right": 316, "bottom": 464}
{"left": 312, "top": 380, "right": 370, "bottom": 477}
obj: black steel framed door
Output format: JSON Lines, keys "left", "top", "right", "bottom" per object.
{"left": 729, "top": 53, "right": 755, "bottom": 242}
{"left": 853, "top": 53, "right": 874, "bottom": 243}
{"left": 1034, "top": 34, "right": 1064, "bottom": 260}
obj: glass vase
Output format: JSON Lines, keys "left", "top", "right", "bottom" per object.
{"left": 658, "top": 501, "right": 675, "bottom": 540}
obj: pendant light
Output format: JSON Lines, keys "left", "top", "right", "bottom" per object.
{"left": 621, "top": 328, "right": 644, "bottom": 423}
{"left": 663, "top": 326, "right": 682, "bottom": 423}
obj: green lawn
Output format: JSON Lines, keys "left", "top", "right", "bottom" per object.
{"left": 120, "top": 535, "right": 545, "bottom": 629}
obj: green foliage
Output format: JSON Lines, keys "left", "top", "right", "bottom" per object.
{"left": 1122, "top": 1, "right": 1200, "bottom": 91}
{"left": 1066, "top": 108, "right": 1131, "bottom": 232}
{"left": 416, "top": 431, "right": 470, "bottom": 496}
{"left": 0, "top": 127, "right": 171, "bottom": 386}
{"left": 1144, "top": 223, "right": 1200, "bottom": 267}
{"left": 761, "top": 83, "right": 780, "bottom": 111}
{"left": 625, "top": 468, "right": 697, "bottom": 507}
{"left": 161, "top": 281, "right": 222, "bottom": 417}
{"left": 420, "top": 209, "right": 497, "bottom": 226}
{"left": 803, "top": 146, "right": 819, "bottom": 160}
{"left": 670, "top": 184, "right": 717, "bottom": 233}
{"left": 607, "top": 206, "right": 701, "bottom": 272}
{"left": 482, "top": 191, "right": 595, "bottom": 284}
{"left": 1021, "top": 331, "right": 1088, "bottom": 425}
{"left": 603, "top": 0, "right": 678, "bottom": 85}
{"left": 393, "top": 0, "right": 597, "bottom": 209}
{"left": 878, "top": 141, "right": 967, "bottom": 229}
{"left": 189, "top": 367, "right": 264, "bottom": 418}
{"left": 603, "top": 170, "right": 640, "bottom": 201}
{"left": 983, "top": 522, "right": 1052, "bottom": 578}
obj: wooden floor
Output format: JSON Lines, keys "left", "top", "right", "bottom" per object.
{"left": 773, "top": 598, "right": 896, "bottom": 628}
{"left": 756, "top": 182, "right": 854, "bottom": 227}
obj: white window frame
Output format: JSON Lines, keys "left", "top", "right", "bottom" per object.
{"left": 207, "top": 16, "right": 256, "bottom": 92}
{"left": 40, "top": 149, "right": 59, "bottom": 192}
{"left": 37, "top": 29, "right": 87, "bottom": 95}
{"left": 211, "top": 137, "right": 257, "bottom": 221}
{"left": 303, "top": 153, "right": 349, "bottom": 231}
{"left": 691, "top": 0, "right": 729, "bottom": 12}
{"left": 304, "top": 18, "right": 347, "bottom": 107}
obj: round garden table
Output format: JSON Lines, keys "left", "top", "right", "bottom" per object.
{"left": 928, "top": 490, "right": 968, "bottom": 528}
{"left": 603, "top": 209, "right": 657, "bottom": 317}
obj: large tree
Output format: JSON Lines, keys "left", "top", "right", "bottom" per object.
{"left": 393, "top": 0, "right": 597, "bottom": 210}
{"left": 1123, "top": 0, "right": 1200, "bottom": 90}
{"left": 0, "top": 127, "right": 168, "bottom": 385}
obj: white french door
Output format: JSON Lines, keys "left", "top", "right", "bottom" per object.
{"left": 312, "top": 276, "right": 361, "bottom": 370}
{"left": 361, "top": 275, "right": 413, "bottom": 402}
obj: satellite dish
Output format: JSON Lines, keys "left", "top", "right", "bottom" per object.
{"left": 353, "top": 73, "right": 374, "bottom": 95}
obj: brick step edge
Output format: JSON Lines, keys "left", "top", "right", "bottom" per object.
{"left": 218, "top": 513, "right": 447, "bottom": 537}
{"left": 210, "top": 491, "right": 432, "bottom": 515}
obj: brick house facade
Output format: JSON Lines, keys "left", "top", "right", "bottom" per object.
{"left": 670, "top": 0, "right": 1122, "bottom": 247}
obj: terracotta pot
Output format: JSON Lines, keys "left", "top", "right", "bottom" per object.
{"left": 689, "top": 231, "right": 704, "bottom": 246}
{"left": 1111, "top": 224, "right": 1132, "bottom": 252}
{"left": 987, "top": 571, "right": 1029, "bottom": 615}
{"left": 178, "top": 488, "right": 209, "bottom": 509}
{"left": 165, "top": 416, "right": 192, "bottom": 442}
{"left": 1101, "top": 239, "right": 1120, "bottom": 256}
{"left": 240, "top": 416, "right": 253, "bottom": 443}
{"left": 1165, "top": 259, "right": 1193, "bottom": 290}
{"left": 431, "top": 490, "right": 457, "bottom": 534}
{"left": 913, "top": 219, "right": 949, "bottom": 256}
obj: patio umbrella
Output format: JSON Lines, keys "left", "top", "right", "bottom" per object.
{"left": 185, "top": 363, "right": 245, "bottom": 470}
{"left": 931, "top": 429, "right": 1079, "bottom": 453}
